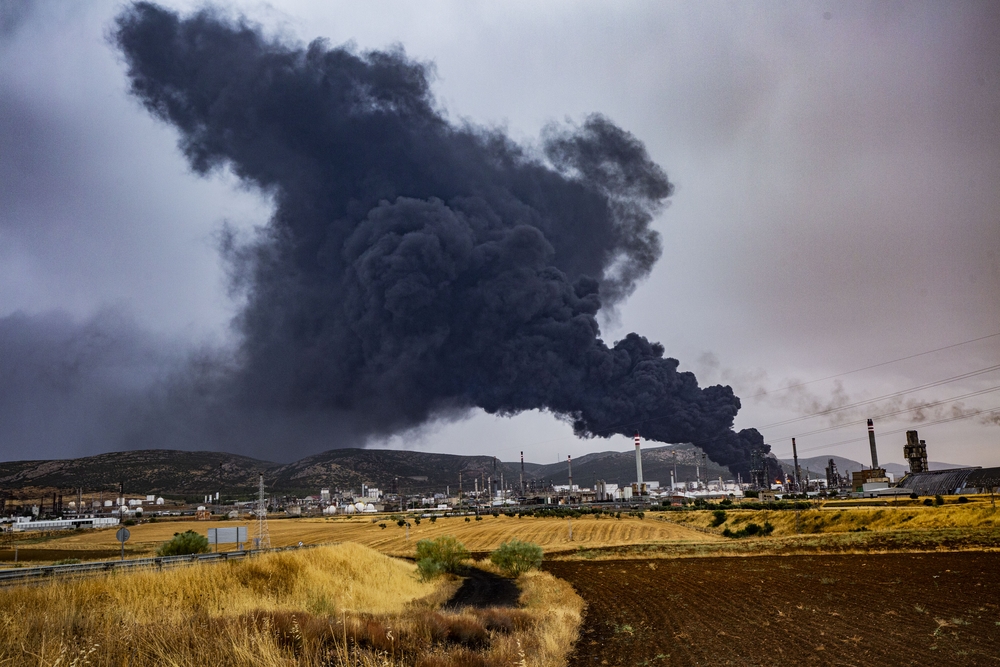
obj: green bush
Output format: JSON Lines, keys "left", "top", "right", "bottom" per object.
{"left": 958, "top": 496, "right": 970, "bottom": 504}
{"left": 156, "top": 530, "right": 210, "bottom": 556}
{"left": 722, "top": 521, "right": 774, "bottom": 539}
{"left": 923, "top": 498, "right": 934, "bottom": 506}
{"left": 934, "top": 495, "right": 945, "bottom": 506}
{"left": 464, "top": 517, "right": 471, "bottom": 522}
{"left": 415, "top": 536, "right": 470, "bottom": 580}
{"left": 710, "top": 510, "right": 727, "bottom": 527}
{"left": 53, "top": 558, "right": 82, "bottom": 565}
{"left": 909, "top": 493, "right": 919, "bottom": 500}
{"left": 489, "top": 539, "right": 543, "bottom": 577}
{"left": 475, "top": 515, "right": 483, "bottom": 522}
{"left": 378, "top": 523, "right": 387, "bottom": 529}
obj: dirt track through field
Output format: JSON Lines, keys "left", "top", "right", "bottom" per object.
{"left": 546, "top": 552, "right": 1000, "bottom": 666}
{"left": 444, "top": 568, "right": 520, "bottom": 609}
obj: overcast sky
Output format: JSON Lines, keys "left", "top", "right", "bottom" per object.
{"left": 1, "top": 0, "right": 997, "bottom": 467}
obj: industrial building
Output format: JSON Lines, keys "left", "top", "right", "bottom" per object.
{"left": 6, "top": 516, "right": 119, "bottom": 532}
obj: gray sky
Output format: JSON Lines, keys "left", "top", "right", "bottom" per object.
{"left": 1, "top": 0, "right": 997, "bottom": 467}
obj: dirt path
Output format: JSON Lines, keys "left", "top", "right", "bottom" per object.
{"left": 546, "top": 552, "right": 1000, "bottom": 666}
{"left": 444, "top": 568, "right": 520, "bottom": 609}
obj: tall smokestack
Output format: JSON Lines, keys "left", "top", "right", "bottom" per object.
{"left": 634, "top": 432, "right": 644, "bottom": 487}
{"left": 867, "top": 419, "right": 879, "bottom": 469}
{"left": 791, "top": 437, "right": 801, "bottom": 492}
{"left": 520, "top": 451, "right": 525, "bottom": 495}
{"left": 567, "top": 455, "right": 573, "bottom": 492}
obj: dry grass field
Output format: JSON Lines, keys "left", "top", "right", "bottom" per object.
{"left": 667, "top": 496, "right": 1000, "bottom": 537}
{"left": 8, "top": 514, "right": 710, "bottom": 561}
{"left": 0, "top": 542, "right": 583, "bottom": 667}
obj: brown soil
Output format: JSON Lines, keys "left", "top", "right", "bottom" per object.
{"left": 443, "top": 567, "right": 520, "bottom": 609}
{"left": 545, "top": 552, "right": 1000, "bottom": 666}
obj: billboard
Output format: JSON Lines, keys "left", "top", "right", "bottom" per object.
{"left": 207, "top": 526, "right": 248, "bottom": 546}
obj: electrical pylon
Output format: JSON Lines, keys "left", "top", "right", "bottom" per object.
{"left": 253, "top": 473, "right": 271, "bottom": 550}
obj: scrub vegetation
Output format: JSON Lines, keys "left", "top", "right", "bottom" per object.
{"left": 0, "top": 542, "right": 583, "bottom": 667}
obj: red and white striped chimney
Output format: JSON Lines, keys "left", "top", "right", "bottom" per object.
{"left": 634, "top": 432, "right": 644, "bottom": 487}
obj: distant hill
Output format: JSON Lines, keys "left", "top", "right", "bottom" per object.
{"left": 271, "top": 448, "right": 521, "bottom": 494}
{"left": 0, "top": 442, "right": 835, "bottom": 500}
{"left": 779, "top": 455, "right": 967, "bottom": 479}
{"left": 512, "top": 443, "right": 735, "bottom": 488}
{"left": 0, "top": 450, "right": 276, "bottom": 498}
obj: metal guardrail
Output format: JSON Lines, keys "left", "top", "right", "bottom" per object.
{"left": 0, "top": 543, "right": 320, "bottom": 587}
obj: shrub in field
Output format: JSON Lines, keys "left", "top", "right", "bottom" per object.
{"left": 710, "top": 510, "right": 727, "bottom": 527}
{"left": 156, "top": 530, "right": 209, "bottom": 556}
{"left": 958, "top": 496, "right": 970, "bottom": 504}
{"left": 475, "top": 515, "right": 483, "bottom": 521}
{"left": 416, "top": 536, "right": 469, "bottom": 580}
{"left": 923, "top": 498, "right": 934, "bottom": 506}
{"left": 489, "top": 539, "right": 543, "bottom": 577}
{"left": 910, "top": 493, "right": 919, "bottom": 500}
{"left": 935, "top": 495, "right": 945, "bottom": 506}
{"left": 722, "top": 521, "right": 774, "bottom": 539}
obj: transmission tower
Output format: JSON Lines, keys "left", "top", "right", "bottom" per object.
{"left": 252, "top": 473, "right": 271, "bottom": 550}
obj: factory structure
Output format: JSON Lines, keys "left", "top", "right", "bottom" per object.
{"left": 829, "top": 419, "right": 1000, "bottom": 498}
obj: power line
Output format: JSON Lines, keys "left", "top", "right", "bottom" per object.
{"left": 488, "top": 332, "right": 1000, "bottom": 457}
{"left": 757, "top": 364, "right": 1000, "bottom": 430}
{"left": 780, "top": 405, "right": 1000, "bottom": 457}
{"left": 748, "top": 331, "right": 1000, "bottom": 399}
{"left": 763, "top": 385, "right": 1000, "bottom": 441}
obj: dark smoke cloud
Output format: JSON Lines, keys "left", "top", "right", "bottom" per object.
{"left": 113, "top": 2, "right": 764, "bottom": 473}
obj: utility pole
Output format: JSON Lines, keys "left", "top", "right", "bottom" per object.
{"left": 253, "top": 473, "right": 271, "bottom": 550}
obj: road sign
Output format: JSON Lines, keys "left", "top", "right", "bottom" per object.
{"left": 116, "top": 527, "right": 129, "bottom": 561}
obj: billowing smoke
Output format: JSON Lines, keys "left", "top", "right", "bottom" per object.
{"left": 113, "top": 2, "right": 764, "bottom": 473}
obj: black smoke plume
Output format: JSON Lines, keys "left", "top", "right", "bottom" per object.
{"left": 113, "top": 2, "right": 765, "bottom": 474}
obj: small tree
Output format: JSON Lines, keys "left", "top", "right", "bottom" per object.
{"left": 710, "top": 510, "right": 727, "bottom": 527}
{"left": 934, "top": 494, "right": 945, "bottom": 506}
{"left": 415, "top": 536, "right": 469, "bottom": 580}
{"left": 489, "top": 539, "right": 543, "bottom": 577}
{"left": 157, "top": 530, "right": 209, "bottom": 556}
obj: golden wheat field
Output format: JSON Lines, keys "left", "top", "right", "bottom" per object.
{"left": 0, "top": 542, "right": 583, "bottom": 667}
{"left": 667, "top": 496, "right": 1000, "bottom": 537}
{"left": 17, "top": 514, "right": 711, "bottom": 559}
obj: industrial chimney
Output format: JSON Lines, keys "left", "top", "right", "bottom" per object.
{"left": 520, "top": 451, "right": 525, "bottom": 495}
{"left": 567, "top": 455, "right": 573, "bottom": 493}
{"left": 791, "top": 437, "right": 801, "bottom": 492}
{"left": 867, "top": 419, "right": 879, "bottom": 469}
{"left": 634, "top": 432, "right": 644, "bottom": 488}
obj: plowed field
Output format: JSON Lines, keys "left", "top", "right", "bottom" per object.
{"left": 545, "top": 552, "right": 1000, "bottom": 666}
